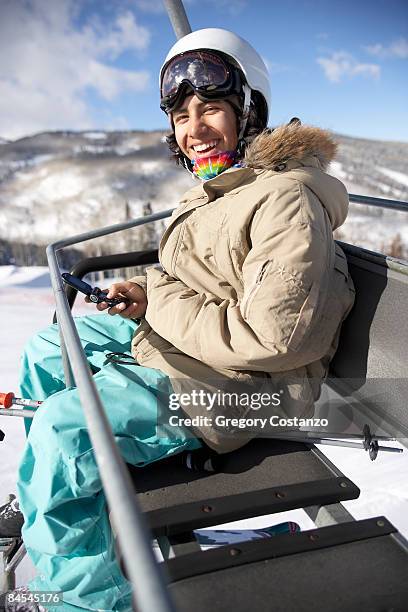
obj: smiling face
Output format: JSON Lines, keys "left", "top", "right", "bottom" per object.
{"left": 172, "top": 94, "right": 239, "bottom": 161}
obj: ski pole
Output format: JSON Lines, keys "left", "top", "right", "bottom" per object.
{"left": 0, "top": 392, "right": 41, "bottom": 418}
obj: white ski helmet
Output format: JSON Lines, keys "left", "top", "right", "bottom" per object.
{"left": 160, "top": 28, "right": 271, "bottom": 134}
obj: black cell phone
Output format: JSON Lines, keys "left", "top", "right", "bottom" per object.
{"left": 61, "top": 273, "right": 129, "bottom": 307}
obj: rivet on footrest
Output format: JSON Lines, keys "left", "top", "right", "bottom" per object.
{"left": 201, "top": 505, "right": 213, "bottom": 513}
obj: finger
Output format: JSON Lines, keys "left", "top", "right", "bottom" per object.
{"left": 118, "top": 303, "right": 142, "bottom": 319}
{"left": 106, "top": 302, "right": 138, "bottom": 318}
{"left": 107, "top": 293, "right": 128, "bottom": 305}
{"left": 96, "top": 301, "right": 110, "bottom": 311}
{"left": 106, "top": 283, "right": 128, "bottom": 298}
{"left": 107, "top": 301, "right": 128, "bottom": 316}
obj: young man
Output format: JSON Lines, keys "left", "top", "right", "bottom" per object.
{"left": 1, "top": 29, "right": 354, "bottom": 611}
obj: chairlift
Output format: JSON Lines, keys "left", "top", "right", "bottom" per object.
{"left": 1, "top": 0, "right": 408, "bottom": 609}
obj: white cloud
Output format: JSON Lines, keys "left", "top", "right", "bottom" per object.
{"left": 317, "top": 51, "right": 380, "bottom": 83}
{"left": 82, "top": 61, "right": 149, "bottom": 101}
{"left": 364, "top": 37, "right": 408, "bottom": 59}
{"left": 0, "top": 0, "right": 151, "bottom": 139}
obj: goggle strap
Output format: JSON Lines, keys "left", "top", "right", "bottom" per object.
{"left": 238, "top": 84, "right": 251, "bottom": 140}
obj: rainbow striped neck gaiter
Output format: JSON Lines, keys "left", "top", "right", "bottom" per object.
{"left": 192, "top": 150, "right": 243, "bottom": 181}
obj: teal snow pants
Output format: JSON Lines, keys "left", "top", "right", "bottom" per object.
{"left": 17, "top": 314, "right": 201, "bottom": 612}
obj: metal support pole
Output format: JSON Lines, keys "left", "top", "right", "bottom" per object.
{"left": 163, "top": 0, "right": 192, "bottom": 39}
{"left": 157, "top": 533, "right": 201, "bottom": 560}
{"left": 305, "top": 502, "right": 355, "bottom": 527}
{"left": 4, "top": 542, "right": 26, "bottom": 574}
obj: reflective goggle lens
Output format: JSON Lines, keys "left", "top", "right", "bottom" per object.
{"left": 161, "top": 51, "right": 230, "bottom": 102}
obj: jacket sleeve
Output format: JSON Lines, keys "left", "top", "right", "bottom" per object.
{"left": 144, "top": 184, "right": 331, "bottom": 372}
{"left": 127, "top": 274, "right": 147, "bottom": 294}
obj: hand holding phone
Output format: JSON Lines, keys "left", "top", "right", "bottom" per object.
{"left": 62, "top": 273, "right": 147, "bottom": 318}
{"left": 62, "top": 273, "right": 130, "bottom": 307}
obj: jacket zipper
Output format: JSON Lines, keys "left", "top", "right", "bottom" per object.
{"left": 256, "top": 260, "right": 270, "bottom": 284}
{"left": 242, "top": 260, "right": 271, "bottom": 320}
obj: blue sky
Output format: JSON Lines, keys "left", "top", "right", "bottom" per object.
{"left": 0, "top": 0, "right": 407, "bottom": 141}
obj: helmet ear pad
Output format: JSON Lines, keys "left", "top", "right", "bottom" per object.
{"left": 225, "top": 91, "right": 268, "bottom": 155}
{"left": 220, "top": 95, "right": 242, "bottom": 139}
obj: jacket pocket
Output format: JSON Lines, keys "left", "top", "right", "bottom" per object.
{"left": 241, "top": 260, "right": 271, "bottom": 320}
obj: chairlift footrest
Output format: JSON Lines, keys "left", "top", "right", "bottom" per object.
{"left": 146, "top": 476, "right": 360, "bottom": 536}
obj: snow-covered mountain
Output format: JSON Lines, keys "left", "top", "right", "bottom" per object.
{"left": 0, "top": 129, "right": 407, "bottom": 263}
{"left": 333, "top": 133, "right": 408, "bottom": 201}
{"left": 0, "top": 130, "right": 193, "bottom": 261}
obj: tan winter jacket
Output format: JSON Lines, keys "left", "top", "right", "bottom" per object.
{"left": 130, "top": 123, "right": 355, "bottom": 452}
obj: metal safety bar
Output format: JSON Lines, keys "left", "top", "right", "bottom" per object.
{"left": 46, "top": 209, "right": 176, "bottom": 612}
{"left": 6, "top": 5, "right": 192, "bottom": 607}
{"left": 349, "top": 193, "right": 408, "bottom": 212}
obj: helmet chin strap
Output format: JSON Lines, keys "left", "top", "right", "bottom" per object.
{"left": 182, "top": 156, "right": 194, "bottom": 174}
{"left": 238, "top": 84, "right": 251, "bottom": 140}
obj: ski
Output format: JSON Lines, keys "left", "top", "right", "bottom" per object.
{"left": 194, "top": 521, "right": 300, "bottom": 547}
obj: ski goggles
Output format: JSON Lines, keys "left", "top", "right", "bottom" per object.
{"left": 160, "top": 51, "right": 242, "bottom": 113}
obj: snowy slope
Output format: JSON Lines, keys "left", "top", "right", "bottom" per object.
{"left": 1, "top": 267, "right": 407, "bottom": 587}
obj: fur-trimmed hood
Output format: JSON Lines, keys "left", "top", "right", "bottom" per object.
{"left": 242, "top": 123, "right": 347, "bottom": 230}
{"left": 245, "top": 123, "right": 337, "bottom": 171}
